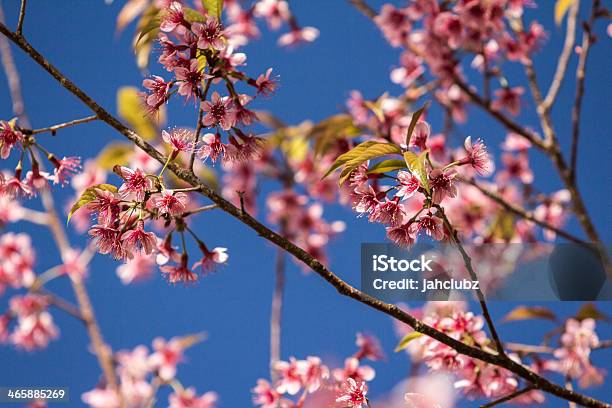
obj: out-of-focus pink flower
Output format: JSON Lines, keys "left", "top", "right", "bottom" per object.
{"left": 375, "top": 4, "right": 411, "bottom": 47}
{"left": 159, "top": 1, "right": 185, "bottom": 33}
{"left": 192, "top": 245, "right": 228, "bottom": 274}
{"left": 369, "top": 198, "right": 405, "bottom": 227}
{"left": 409, "top": 121, "right": 431, "bottom": 151}
{"left": 252, "top": 379, "right": 283, "bottom": 408}
{"left": 71, "top": 160, "right": 107, "bottom": 194}
{"left": 116, "top": 345, "right": 151, "bottom": 380}
{"left": 277, "top": 27, "right": 319, "bottom": 47}
{"left": 254, "top": 0, "right": 290, "bottom": 30}
{"left": 60, "top": 248, "right": 88, "bottom": 280}
{"left": 274, "top": 357, "right": 302, "bottom": 395}
{"left": 415, "top": 214, "right": 445, "bottom": 241}
{"left": 491, "top": 87, "right": 524, "bottom": 116}
{"left": 429, "top": 168, "right": 457, "bottom": 203}
{"left": 149, "top": 336, "right": 184, "bottom": 381}
{"left": 391, "top": 51, "right": 424, "bottom": 88}
{"left": 386, "top": 222, "right": 417, "bottom": 248}
{"left": 355, "top": 332, "right": 385, "bottom": 361}
{"left": 168, "top": 387, "right": 217, "bottom": 408}
{"left": 297, "top": 356, "right": 329, "bottom": 394}
{"left": 0, "top": 232, "right": 36, "bottom": 291}
{"left": 81, "top": 387, "right": 120, "bottom": 408}
{"left": 332, "top": 357, "right": 375, "bottom": 383}
{"left": 499, "top": 153, "right": 533, "bottom": 184}
{"left": 336, "top": 378, "right": 368, "bottom": 408}
{"left": 116, "top": 253, "right": 155, "bottom": 284}
{"left": 9, "top": 294, "right": 59, "bottom": 351}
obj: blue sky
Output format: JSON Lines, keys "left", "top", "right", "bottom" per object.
{"left": 0, "top": 0, "right": 610, "bottom": 407}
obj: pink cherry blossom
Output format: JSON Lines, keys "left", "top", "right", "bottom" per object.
{"left": 332, "top": 357, "right": 375, "bottom": 383}
{"left": 50, "top": 156, "right": 81, "bottom": 186}
{"left": 201, "top": 92, "right": 237, "bottom": 131}
{"left": 355, "top": 332, "right": 385, "bottom": 361}
{"left": 255, "top": 68, "right": 278, "bottom": 96}
{"left": 116, "top": 252, "right": 155, "bottom": 284}
{"left": 386, "top": 222, "right": 417, "bottom": 248}
{"left": 169, "top": 388, "right": 217, "bottom": 408}
{"left": 274, "top": 357, "right": 302, "bottom": 395}
{"left": 336, "top": 378, "right": 368, "bottom": 408}
{"left": 460, "top": 136, "right": 493, "bottom": 176}
{"left": 199, "top": 133, "right": 227, "bottom": 163}
{"left": 115, "top": 166, "right": 154, "bottom": 201}
{"left": 161, "top": 253, "right": 199, "bottom": 284}
{"left": 277, "top": 27, "right": 319, "bottom": 47}
{"left": 252, "top": 379, "right": 283, "bottom": 408}
{"left": 121, "top": 220, "right": 157, "bottom": 256}
{"left": 143, "top": 75, "right": 172, "bottom": 113}
{"left": 491, "top": 87, "right": 524, "bottom": 116}
{"left": 175, "top": 59, "right": 207, "bottom": 102}
{"left": 10, "top": 294, "right": 59, "bottom": 350}
{"left": 254, "top": 0, "right": 290, "bottom": 30}
{"left": 192, "top": 245, "right": 228, "bottom": 274}
{"left": 429, "top": 168, "right": 457, "bottom": 203}
{"left": 81, "top": 387, "right": 120, "bottom": 408}
{"left": 192, "top": 17, "right": 226, "bottom": 51}
{"left": 149, "top": 336, "right": 184, "bottom": 381}
{"left": 89, "top": 224, "right": 126, "bottom": 260}
{"left": 162, "top": 128, "right": 196, "bottom": 154}
{"left": 154, "top": 190, "right": 188, "bottom": 216}
{"left": 159, "top": 2, "right": 185, "bottom": 33}
{"left": 396, "top": 171, "right": 420, "bottom": 200}
{"left": 0, "top": 120, "right": 23, "bottom": 159}
{"left": 416, "top": 214, "right": 445, "bottom": 241}
{"left": 369, "top": 198, "right": 405, "bottom": 226}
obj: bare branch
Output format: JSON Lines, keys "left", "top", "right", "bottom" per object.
{"left": 24, "top": 114, "right": 98, "bottom": 135}
{"left": 16, "top": 0, "right": 27, "bottom": 35}
{"left": 480, "top": 385, "right": 536, "bottom": 408}
{"left": 270, "top": 246, "right": 286, "bottom": 381}
{"left": 348, "top": 0, "right": 377, "bottom": 19}
{"left": 571, "top": 0, "right": 600, "bottom": 182}
{"left": 461, "top": 177, "right": 589, "bottom": 246}
{"left": 1, "top": 21, "right": 610, "bottom": 408}
{"left": 543, "top": 0, "right": 580, "bottom": 110}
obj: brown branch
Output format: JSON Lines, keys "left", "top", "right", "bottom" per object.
{"left": 480, "top": 385, "right": 536, "bottom": 408}
{"left": 24, "top": 114, "right": 98, "bottom": 135}
{"left": 436, "top": 206, "right": 507, "bottom": 358}
{"left": 571, "top": 0, "right": 600, "bottom": 182}
{"left": 543, "top": 0, "right": 580, "bottom": 110}
{"left": 348, "top": 0, "right": 377, "bottom": 19}
{"left": 461, "top": 177, "right": 588, "bottom": 246}
{"left": 1, "top": 22, "right": 610, "bottom": 408}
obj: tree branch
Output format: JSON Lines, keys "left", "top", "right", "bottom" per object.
{"left": 571, "top": 0, "right": 600, "bottom": 182}
{"left": 24, "top": 114, "right": 98, "bottom": 135}
{"left": 543, "top": 0, "right": 580, "bottom": 110}
{"left": 16, "top": 0, "right": 27, "bottom": 35}
{"left": 1, "top": 20, "right": 610, "bottom": 408}
{"left": 480, "top": 385, "right": 536, "bottom": 408}
{"left": 270, "top": 246, "right": 286, "bottom": 381}
{"left": 461, "top": 177, "right": 589, "bottom": 246}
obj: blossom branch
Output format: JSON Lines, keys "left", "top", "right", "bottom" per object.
{"left": 1, "top": 21, "right": 610, "bottom": 408}
{"left": 435, "top": 205, "right": 507, "bottom": 358}
{"left": 23, "top": 114, "right": 99, "bottom": 135}
{"left": 461, "top": 177, "right": 588, "bottom": 246}
{"left": 480, "top": 385, "right": 536, "bottom": 408}
{"left": 543, "top": 0, "right": 580, "bottom": 110}
{"left": 570, "top": 0, "right": 600, "bottom": 182}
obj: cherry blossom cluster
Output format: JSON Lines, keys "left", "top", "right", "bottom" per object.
{"left": 252, "top": 332, "right": 383, "bottom": 407}
{"left": 546, "top": 318, "right": 605, "bottom": 389}
{"left": 375, "top": 0, "right": 544, "bottom": 114}
{"left": 81, "top": 335, "right": 217, "bottom": 408}
{"left": 394, "top": 301, "right": 543, "bottom": 404}
{"left": 341, "top": 94, "right": 571, "bottom": 246}
{"left": 0, "top": 119, "right": 82, "bottom": 198}
{"left": 69, "top": 131, "right": 229, "bottom": 285}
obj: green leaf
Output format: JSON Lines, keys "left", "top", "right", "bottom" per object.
{"left": 201, "top": 0, "right": 223, "bottom": 19}
{"left": 117, "top": 87, "right": 163, "bottom": 140}
{"left": 97, "top": 142, "right": 134, "bottom": 170}
{"left": 309, "top": 114, "right": 361, "bottom": 158}
{"left": 395, "top": 332, "right": 424, "bottom": 352}
{"left": 575, "top": 303, "right": 610, "bottom": 321}
{"left": 554, "top": 0, "right": 575, "bottom": 26}
{"left": 405, "top": 102, "right": 430, "bottom": 146}
{"left": 403, "top": 150, "right": 430, "bottom": 193}
{"left": 367, "top": 159, "right": 407, "bottom": 174}
{"left": 183, "top": 6, "right": 207, "bottom": 23}
{"left": 324, "top": 141, "right": 403, "bottom": 185}
{"left": 67, "top": 184, "right": 118, "bottom": 224}
{"left": 503, "top": 306, "right": 557, "bottom": 322}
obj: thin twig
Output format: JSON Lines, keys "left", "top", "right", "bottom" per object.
{"left": 26, "top": 114, "right": 98, "bottom": 135}
{"left": 16, "top": 0, "right": 27, "bottom": 35}
{"left": 570, "top": 0, "right": 600, "bottom": 182}
{"left": 180, "top": 204, "right": 218, "bottom": 217}
{"left": 461, "top": 177, "right": 588, "bottom": 246}
{"left": 480, "top": 385, "right": 535, "bottom": 408}
{"left": 0, "top": 6, "right": 27, "bottom": 125}
{"left": 543, "top": 0, "right": 580, "bottom": 110}
{"left": 436, "top": 206, "right": 507, "bottom": 358}
{"left": 1, "top": 21, "right": 610, "bottom": 408}
{"left": 348, "top": 0, "right": 377, "bottom": 19}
